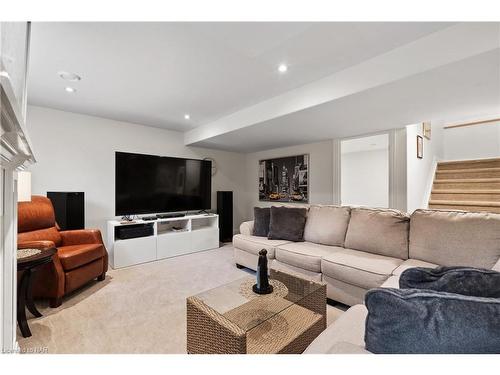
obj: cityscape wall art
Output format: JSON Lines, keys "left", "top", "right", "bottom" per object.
{"left": 258, "top": 154, "right": 309, "bottom": 203}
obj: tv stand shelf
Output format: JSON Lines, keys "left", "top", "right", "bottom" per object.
{"left": 107, "top": 214, "right": 219, "bottom": 269}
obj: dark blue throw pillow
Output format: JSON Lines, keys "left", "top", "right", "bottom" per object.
{"left": 399, "top": 266, "right": 500, "bottom": 298}
{"left": 364, "top": 288, "right": 500, "bottom": 354}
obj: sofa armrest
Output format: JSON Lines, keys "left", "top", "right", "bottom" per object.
{"left": 493, "top": 258, "right": 500, "bottom": 272}
{"left": 239, "top": 221, "right": 254, "bottom": 236}
{"left": 60, "top": 229, "right": 104, "bottom": 246}
{"left": 304, "top": 304, "right": 367, "bottom": 354}
{"left": 323, "top": 342, "right": 372, "bottom": 354}
{"left": 18, "top": 240, "right": 56, "bottom": 250}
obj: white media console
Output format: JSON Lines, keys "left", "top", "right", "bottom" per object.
{"left": 107, "top": 214, "right": 219, "bottom": 269}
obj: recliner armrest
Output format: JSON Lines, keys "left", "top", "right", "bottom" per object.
{"left": 60, "top": 229, "right": 104, "bottom": 246}
{"left": 18, "top": 240, "right": 56, "bottom": 250}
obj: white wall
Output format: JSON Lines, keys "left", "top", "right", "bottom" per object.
{"left": 243, "top": 140, "right": 334, "bottom": 220}
{"left": 242, "top": 130, "right": 409, "bottom": 220}
{"left": 443, "top": 121, "right": 500, "bottom": 160}
{"left": 406, "top": 123, "right": 444, "bottom": 213}
{"left": 27, "top": 105, "right": 432, "bottom": 235}
{"left": 26, "top": 106, "right": 337, "bottom": 238}
{"left": 406, "top": 120, "right": 500, "bottom": 213}
{"left": 26, "top": 106, "right": 247, "bottom": 238}
{"left": 341, "top": 149, "right": 389, "bottom": 208}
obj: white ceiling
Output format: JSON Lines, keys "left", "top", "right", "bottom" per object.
{"left": 27, "top": 22, "right": 500, "bottom": 152}
{"left": 28, "top": 22, "right": 452, "bottom": 132}
{"left": 341, "top": 134, "right": 389, "bottom": 154}
{"left": 195, "top": 49, "right": 500, "bottom": 152}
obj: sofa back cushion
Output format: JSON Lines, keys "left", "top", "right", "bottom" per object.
{"left": 409, "top": 209, "right": 500, "bottom": 269}
{"left": 303, "top": 205, "right": 351, "bottom": 246}
{"left": 344, "top": 207, "right": 409, "bottom": 259}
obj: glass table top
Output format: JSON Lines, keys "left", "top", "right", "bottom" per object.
{"left": 193, "top": 270, "right": 324, "bottom": 332}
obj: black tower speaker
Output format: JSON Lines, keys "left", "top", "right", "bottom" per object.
{"left": 217, "top": 191, "right": 233, "bottom": 242}
{"left": 47, "top": 192, "right": 85, "bottom": 230}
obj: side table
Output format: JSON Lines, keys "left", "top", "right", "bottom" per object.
{"left": 17, "top": 247, "right": 57, "bottom": 338}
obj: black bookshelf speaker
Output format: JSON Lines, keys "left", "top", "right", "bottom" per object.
{"left": 47, "top": 192, "right": 85, "bottom": 230}
{"left": 217, "top": 191, "right": 233, "bottom": 242}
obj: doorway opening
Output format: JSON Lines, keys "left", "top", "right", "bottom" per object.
{"left": 341, "top": 133, "right": 389, "bottom": 208}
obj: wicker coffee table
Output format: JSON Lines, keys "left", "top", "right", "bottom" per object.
{"left": 186, "top": 269, "right": 326, "bottom": 354}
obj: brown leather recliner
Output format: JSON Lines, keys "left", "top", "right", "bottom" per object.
{"left": 17, "top": 195, "right": 108, "bottom": 307}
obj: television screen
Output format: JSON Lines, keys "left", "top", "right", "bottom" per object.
{"left": 115, "top": 152, "right": 211, "bottom": 216}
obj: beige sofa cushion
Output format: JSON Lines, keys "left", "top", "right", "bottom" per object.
{"left": 321, "top": 247, "right": 403, "bottom": 290}
{"left": 270, "top": 259, "right": 322, "bottom": 282}
{"left": 303, "top": 205, "right": 351, "bottom": 246}
{"left": 232, "top": 234, "right": 290, "bottom": 258}
{"left": 392, "top": 258, "right": 438, "bottom": 276}
{"left": 344, "top": 207, "right": 410, "bottom": 259}
{"left": 323, "top": 275, "right": 367, "bottom": 307}
{"left": 409, "top": 209, "right": 500, "bottom": 269}
{"left": 304, "top": 304, "right": 368, "bottom": 354}
{"left": 275, "top": 242, "right": 338, "bottom": 273}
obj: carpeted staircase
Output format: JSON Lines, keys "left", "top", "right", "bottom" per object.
{"left": 429, "top": 157, "right": 500, "bottom": 213}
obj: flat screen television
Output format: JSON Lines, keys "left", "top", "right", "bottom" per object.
{"left": 115, "top": 152, "right": 212, "bottom": 216}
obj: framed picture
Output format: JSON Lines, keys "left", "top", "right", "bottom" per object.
{"left": 417, "top": 135, "right": 424, "bottom": 159}
{"left": 259, "top": 154, "right": 309, "bottom": 203}
{"left": 422, "top": 121, "right": 431, "bottom": 140}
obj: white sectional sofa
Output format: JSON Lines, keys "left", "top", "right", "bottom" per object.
{"left": 233, "top": 205, "right": 500, "bottom": 353}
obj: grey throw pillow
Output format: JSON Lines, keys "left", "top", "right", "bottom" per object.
{"left": 400, "top": 266, "right": 500, "bottom": 298}
{"left": 253, "top": 207, "right": 270, "bottom": 237}
{"left": 268, "top": 206, "right": 308, "bottom": 242}
{"left": 364, "top": 288, "right": 500, "bottom": 354}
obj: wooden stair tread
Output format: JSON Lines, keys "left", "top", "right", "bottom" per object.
{"left": 431, "top": 189, "right": 500, "bottom": 194}
{"left": 428, "top": 205, "right": 500, "bottom": 214}
{"left": 429, "top": 200, "right": 500, "bottom": 207}
{"left": 437, "top": 159, "right": 500, "bottom": 171}
{"left": 438, "top": 157, "right": 500, "bottom": 165}
{"left": 430, "top": 159, "right": 500, "bottom": 213}
{"left": 434, "top": 178, "right": 500, "bottom": 183}
{"left": 436, "top": 167, "right": 500, "bottom": 173}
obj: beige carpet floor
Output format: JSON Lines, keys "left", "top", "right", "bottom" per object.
{"left": 18, "top": 244, "right": 344, "bottom": 354}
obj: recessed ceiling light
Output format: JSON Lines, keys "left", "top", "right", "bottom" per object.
{"left": 278, "top": 64, "right": 288, "bottom": 73}
{"left": 184, "top": 114, "right": 190, "bottom": 120}
{"left": 58, "top": 71, "right": 81, "bottom": 81}
{"left": 65, "top": 87, "right": 76, "bottom": 93}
